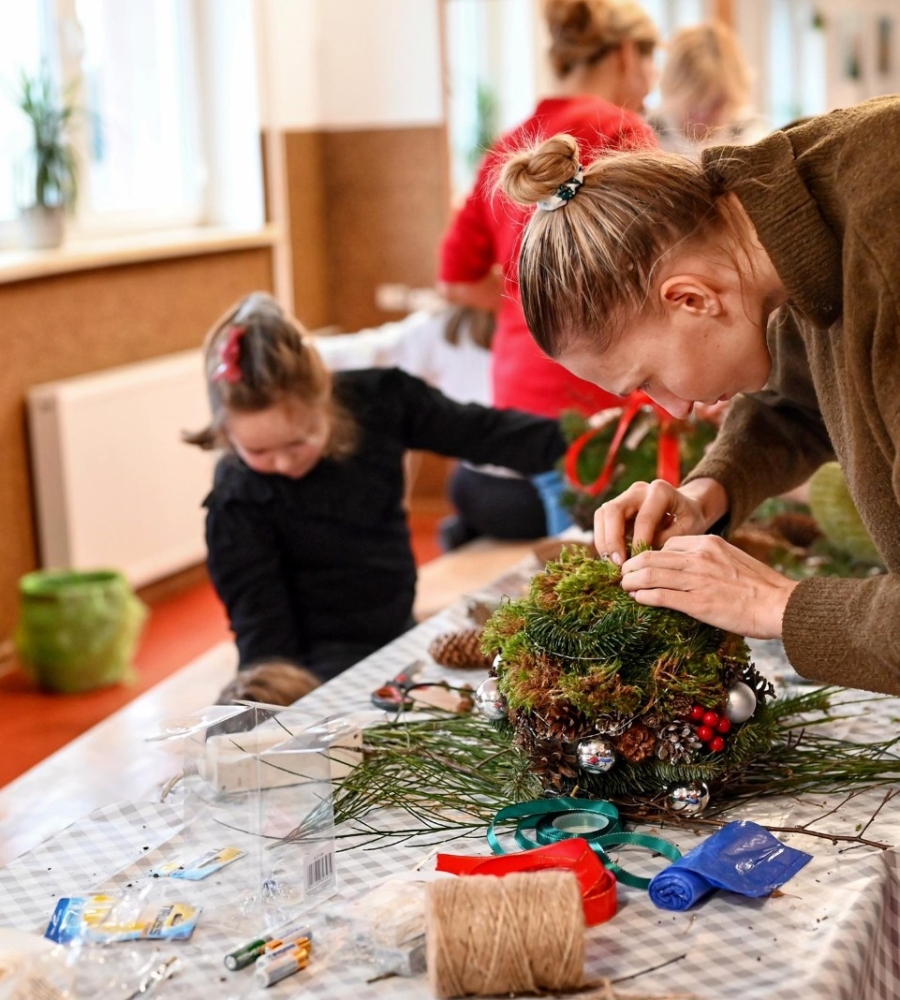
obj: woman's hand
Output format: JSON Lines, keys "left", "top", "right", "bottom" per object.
{"left": 620, "top": 534, "right": 798, "bottom": 639}
{"left": 593, "top": 478, "right": 726, "bottom": 565}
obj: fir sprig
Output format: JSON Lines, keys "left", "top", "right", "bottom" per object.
{"left": 330, "top": 548, "right": 900, "bottom": 844}
{"left": 331, "top": 697, "right": 900, "bottom": 838}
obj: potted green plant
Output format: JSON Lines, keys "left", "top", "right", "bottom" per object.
{"left": 14, "top": 68, "right": 78, "bottom": 249}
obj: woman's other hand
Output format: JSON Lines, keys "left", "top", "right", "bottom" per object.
{"left": 620, "top": 534, "right": 797, "bottom": 638}
{"left": 593, "top": 477, "right": 727, "bottom": 565}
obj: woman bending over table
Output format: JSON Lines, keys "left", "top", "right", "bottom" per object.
{"left": 498, "top": 97, "right": 900, "bottom": 694}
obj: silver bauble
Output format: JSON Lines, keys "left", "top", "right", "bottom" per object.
{"left": 666, "top": 780, "right": 710, "bottom": 816}
{"left": 576, "top": 737, "right": 617, "bottom": 774}
{"left": 474, "top": 677, "right": 507, "bottom": 720}
{"left": 724, "top": 681, "right": 757, "bottom": 724}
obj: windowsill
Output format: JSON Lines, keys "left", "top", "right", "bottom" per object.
{"left": 0, "top": 223, "right": 281, "bottom": 285}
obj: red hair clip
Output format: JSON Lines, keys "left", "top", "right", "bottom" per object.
{"left": 213, "top": 324, "right": 247, "bottom": 383}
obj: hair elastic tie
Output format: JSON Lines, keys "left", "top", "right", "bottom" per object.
{"left": 213, "top": 324, "right": 247, "bottom": 383}
{"left": 537, "top": 166, "right": 584, "bottom": 212}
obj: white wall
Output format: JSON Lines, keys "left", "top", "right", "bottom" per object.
{"left": 256, "top": 0, "right": 444, "bottom": 131}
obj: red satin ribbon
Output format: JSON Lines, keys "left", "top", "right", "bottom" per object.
{"left": 565, "top": 391, "right": 680, "bottom": 498}
{"left": 436, "top": 837, "right": 617, "bottom": 926}
{"left": 213, "top": 324, "right": 247, "bottom": 384}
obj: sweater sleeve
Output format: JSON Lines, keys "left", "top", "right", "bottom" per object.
{"left": 683, "top": 307, "right": 836, "bottom": 530}
{"left": 389, "top": 368, "right": 566, "bottom": 471}
{"left": 783, "top": 246, "right": 900, "bottom": 695}
{"left": 783, "top": 575, "right": 900, "bottom": 694}
{"left": 205, "top": 498, "right": 305, "bottom": 670}
{"left": 439, "top": 155, "right": 499, "bottom": 283}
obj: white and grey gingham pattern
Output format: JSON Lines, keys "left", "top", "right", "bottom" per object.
{"left": 1, "top": 560, "right": 898, "bottom": 999}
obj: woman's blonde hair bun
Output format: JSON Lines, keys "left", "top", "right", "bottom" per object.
{"left": 544, "top": 0, "right": 658, "bottom": 77}
{"left": 500, "top": 134, "right": 581, "bottom": 206}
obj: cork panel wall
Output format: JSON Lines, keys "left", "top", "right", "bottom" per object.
{"left": 284, "top": 130, "right": 330, "bottom": 331}
{"left": 283, "top": 124, "right": 452, "bottom": 499}
{"left": 321, "top": 125, "right": 449, "bottom": 332}
{"left": 0, "top": 248, "right": 274, "bottom": 642}
{"left": 322, "top": 125, "right": 451, "bottom": 498}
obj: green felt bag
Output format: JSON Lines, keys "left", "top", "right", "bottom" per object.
{"left": 808, "top": 462, "right": 883, "bottom": 567}
{"left": 15, "top": 569, "right": 147, "bottom": 693}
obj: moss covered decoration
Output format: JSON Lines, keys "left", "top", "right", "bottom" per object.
{"left": 482, "top": 546, "right": 775, "bottom": 802}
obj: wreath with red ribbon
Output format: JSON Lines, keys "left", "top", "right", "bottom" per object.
{"left": 560, "top": 393, "right": 718, "bottom": 530}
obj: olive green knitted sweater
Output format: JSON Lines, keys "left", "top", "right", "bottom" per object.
{"left": 687, "top": 97, "right": 900, "bottom": 695}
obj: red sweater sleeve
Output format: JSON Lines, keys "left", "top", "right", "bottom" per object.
{"left": 439, "top": 152, "right": 503, "bottom": 283}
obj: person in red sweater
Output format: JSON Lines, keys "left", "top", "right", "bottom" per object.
{"left": 439, "top": 0, "right": 660, "bottom": 547}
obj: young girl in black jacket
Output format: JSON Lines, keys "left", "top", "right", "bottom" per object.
{"left": 186, "top": 292, "right": 566, "bottom": 704}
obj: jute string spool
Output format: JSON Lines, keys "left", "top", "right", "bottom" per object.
{"left": 425, "top": 871, "right": 585, "bottom": 998}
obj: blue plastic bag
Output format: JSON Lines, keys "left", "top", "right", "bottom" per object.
{"left": 648, "top": 820, "right": 812, "bottom": 911}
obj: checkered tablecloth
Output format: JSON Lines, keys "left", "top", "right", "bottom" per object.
{"left": 2, "top": 559, "right": 899, "bottom": 1000}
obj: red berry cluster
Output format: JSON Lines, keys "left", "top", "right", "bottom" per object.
{"left": 688, "top": 704, "right": 731, "bottom": 753}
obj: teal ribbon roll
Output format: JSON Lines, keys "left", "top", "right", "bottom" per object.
{"left": 487, "top": 798, "right": 681, "bottom": 891}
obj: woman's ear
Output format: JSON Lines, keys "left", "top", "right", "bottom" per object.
{"left": 658, "top": 275, "right": 723, "bottom": 317}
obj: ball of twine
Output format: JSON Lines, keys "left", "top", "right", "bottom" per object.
{"left": 425, "top": 871, "right": 585, "bottom": 998}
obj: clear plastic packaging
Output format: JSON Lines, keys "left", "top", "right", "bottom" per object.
{"left": 146, "top": 706, "right": 352, "bottom": 935}
{"left": 325, "top": 872, "right": 453, "bottom": 979}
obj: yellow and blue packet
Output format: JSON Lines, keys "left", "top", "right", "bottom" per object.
{"left": 150, "top": 846, "right": 245, "bottom": 881}
{"left": 45, "top": 894, "right": 201, "bottom": 943}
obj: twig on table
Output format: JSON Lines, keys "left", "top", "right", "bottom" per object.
{"left": 855, "top": 788, "right": 898, "bottom": 840}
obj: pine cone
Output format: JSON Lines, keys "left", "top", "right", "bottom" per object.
{"left": 720, "top": 656, "right": 745, "bottom": 688}
{"left": 731, "top": 525, "right": 805, "bottom": 563}
{"left": 539, "top": 700, "right": 590, "bottom": 742}
{"left": 654, "top": 722, "right": 701, "bottom": 763}
{"left": 641, "top": 711, "right": 664, "bottom": 730}
{"left": 767, "top": 512, "right": 822, "bottom": 549}
{"left": 721, "top": 659, "right": 775, "bottom": 706}
{"left": 428, "top": 627, "right": 494, "bottom": 670}
{"left": 668, "top": 693, "right": 694, "bottom": 718}
{"left": 615, "top": 723, "right": 657, "bottom": 763}
{"left": 515, "top": 727, "right": 579, "bottom": 792}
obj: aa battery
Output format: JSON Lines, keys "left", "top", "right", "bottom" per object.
{"left": 254, "top": 938, "right": 312, "bottom": 987}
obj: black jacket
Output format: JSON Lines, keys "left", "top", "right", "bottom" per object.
{"left": 205, "top": 368, "right": 565, "bottom": 670}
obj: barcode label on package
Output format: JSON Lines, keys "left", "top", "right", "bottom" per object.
{"left": 304, "top": 846, "right": 335, "bottom": 894}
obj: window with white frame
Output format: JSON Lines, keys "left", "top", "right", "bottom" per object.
{"left": 641, "top": 0, "right": 711, "bottom": 39}
{"left": 444, "top": 0, "right": 538, "bottom": 200}
{"left": 73, "top": 0, "right": 205, "bottom": 235}
{"left": 737, "top": 0, "right": 900, "bottom": 129}
{"left": 0, "top": 0, "right": 264, "bottom": 247}
{"left": 0, "top": 5, "right": 47, "bottom": 237}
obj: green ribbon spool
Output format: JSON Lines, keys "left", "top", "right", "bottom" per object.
{"left": 487, "top": 798, "right": 681, "bottom": 891}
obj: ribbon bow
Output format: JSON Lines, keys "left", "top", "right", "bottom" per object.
{"left": 213, "top": 324, "right": 247, "bottom": 384}
{"left": 565, "top": 391, "right": 681, "bottom": 498}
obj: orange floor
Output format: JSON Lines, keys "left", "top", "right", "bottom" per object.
{"left": 0, "top": 507, "right": 447, "bottom": 789}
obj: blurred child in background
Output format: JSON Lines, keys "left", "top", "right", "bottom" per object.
{"left": 185, "top": 293, "right": 567, "bottom": 705}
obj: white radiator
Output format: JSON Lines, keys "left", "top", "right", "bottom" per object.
{"left": 28, "top": 350, "right": 217, "bottom": 588}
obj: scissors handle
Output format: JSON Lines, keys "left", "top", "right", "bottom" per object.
{"left": 371, "top": 660, "right": 425, "bottom": 711}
